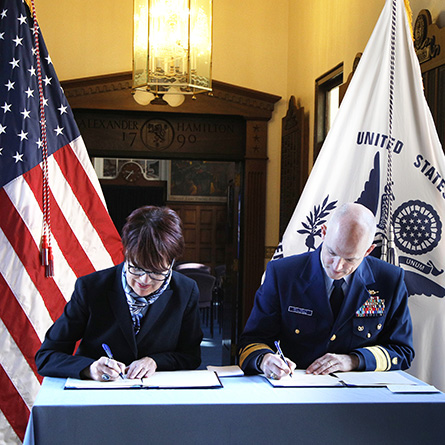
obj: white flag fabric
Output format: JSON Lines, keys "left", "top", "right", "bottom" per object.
{"left": 276, "top": 0, "right": 445, "bottom": 391}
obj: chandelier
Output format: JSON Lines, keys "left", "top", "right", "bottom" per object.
{"left": 132, "top": 0, "right": 212, "bottom": 107}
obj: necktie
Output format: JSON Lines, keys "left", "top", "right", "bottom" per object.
{"left": 330, "top": 278, "right": 345, "bottom": 319}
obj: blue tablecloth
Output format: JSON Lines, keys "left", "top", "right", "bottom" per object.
{"left": 24, "top": 372, "right": 445, "bottom": 445}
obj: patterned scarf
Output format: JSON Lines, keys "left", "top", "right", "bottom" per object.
{"left": 121, "top": 262, "right": 173, "bottom": 335}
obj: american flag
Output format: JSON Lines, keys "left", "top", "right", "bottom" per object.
{"left": 0, "top": 0, "right": 123, "bottom": 441}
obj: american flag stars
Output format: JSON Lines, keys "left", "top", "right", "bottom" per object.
{"left": 12, "top": 34, "right": 23, "bottom": 46}
{"left": 2, "top": 102, "right": 12, "bottom": 112}
{"left": 13, "top": 151, "right": 23, "bottom": 163}
{"left": 9, "top": 57, "right": 20, "bottom": 68}
{"left": 5, "top": 79, "right": 15, "bottom": 90}
{"left": 0, "top": 4, "right": 76, "bottom": 189}
{"left": 17, "top": 13, "right": 27, "bottom": 25}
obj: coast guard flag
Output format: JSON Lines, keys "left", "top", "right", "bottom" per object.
{"left": 0, "top": 0, "right": 123, "bottom": 442}
{"left": 275, "top": 0, "right": 445, "bottom": 391}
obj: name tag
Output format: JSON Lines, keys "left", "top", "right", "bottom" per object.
{"left": 288, "top": 306, "right": 313, "bottom": 316}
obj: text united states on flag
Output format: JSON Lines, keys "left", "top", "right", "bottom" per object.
{"left": 0, "top": 0, "right": 123, "bottom": 442}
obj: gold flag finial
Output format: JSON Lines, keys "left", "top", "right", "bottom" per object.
{"left": 404, "top": 0, "right": 414, "bottom": 40}
{"left": 24, "top": 0, "right": 33, "bottom": 13}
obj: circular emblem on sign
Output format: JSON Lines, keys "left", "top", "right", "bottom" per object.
{"left": 392, "top": 200, "right": 442, "bottom": 255}
{"left": 140, "top": 119, "right": 174, "bottom": 151}
{"left": 414, "top": 13, "right": 427, "bottom": 50}
{"left": 414, "top": 11, "right": 428, "bottom": 49}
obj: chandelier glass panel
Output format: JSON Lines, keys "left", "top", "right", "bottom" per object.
{"left": 133, "top": 0, "right": 212, "bottom": 105}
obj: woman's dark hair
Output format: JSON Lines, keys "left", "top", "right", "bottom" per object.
{"left": 121, "top": 206, "right": 184, "bottom": 272}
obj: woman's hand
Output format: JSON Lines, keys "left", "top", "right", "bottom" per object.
{"left": 126, "top": 357, "right": 157, "bottom": 379}
{"left": 82, "top": 356, "right": 126, "bottom": 381}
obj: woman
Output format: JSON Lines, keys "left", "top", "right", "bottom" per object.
{"left": 35, "top": 206, "right": 203, "bottom": 381}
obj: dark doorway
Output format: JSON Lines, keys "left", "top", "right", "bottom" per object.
{"left": 102, "top": 184, "right": 166, "bottom": 234}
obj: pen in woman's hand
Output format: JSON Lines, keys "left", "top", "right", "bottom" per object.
{"left": 102, "top": 343, "right": 125, "bottom": 379}
{"left": 274, "top": 341, "right": 293, "bottom": 377}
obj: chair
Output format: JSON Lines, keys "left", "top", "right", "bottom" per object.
{"left": 174, "top": 262, "right": 211, "bottom": 274}
{"left": 181, "top": 271, "right": 216, "bottom": 337}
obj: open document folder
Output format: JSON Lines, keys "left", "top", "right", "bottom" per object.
{"left": 264, "top": 370, "right": 440, "bottom": 392}
{"left": 336, "top": 371, "right": 416, "bottom": 387}
{"left": 65, "top": 369, "right": 222, "bottom": 389}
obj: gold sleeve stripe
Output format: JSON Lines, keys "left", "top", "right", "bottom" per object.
{"left": 364, "top": 346, "right": 391, "bottom": 371}
{"left": 239, "top": 343, "right": 273, "bottom": 367}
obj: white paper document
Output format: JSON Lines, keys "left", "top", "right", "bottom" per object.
{"left": 336, "top": 371, "right": 416, "bottom": 387}
{"left": 387, "top": 384, "right": 440, "bottom": 393}
{"left": 264, "top": 370, "right": 343, "bottom": 387}
{"left": 388, "top": 385, "right": 440, "bottom": 394}
{"left": 206, "top": 365, "right": 244, "bottom": 377}
{"left": 65, "top": 369, "right": 222, "bottom": 389}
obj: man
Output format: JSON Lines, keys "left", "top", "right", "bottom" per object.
{"left": 238, "top": 203, "right": 414, "bottom": 379}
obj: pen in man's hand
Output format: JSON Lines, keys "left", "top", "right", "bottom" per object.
{"left": 274, "top": 340, "right": 293, "bottom": 377}
{"left": 102, "top": 343, "right": 125, "bottom": 379}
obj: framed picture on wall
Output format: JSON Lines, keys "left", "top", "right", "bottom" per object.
{"left": 93, "top": 158, "right": 168, "bottom": 181}
{"left": 167, "top": 160, "right": 229, "bottom": 202}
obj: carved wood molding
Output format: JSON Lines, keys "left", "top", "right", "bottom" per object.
{"left": 61, "top": 72, "right": 281, "bottom": 120}
{"left": 63, "top": 72, "right": 132, "bottom": 98}
{"left": 210, "top": 79, "right": 280, "bottom": 114}
{"left": 339, "top": 53, "right": 362, "bottom": 104}
{"left": 242, "top": 161, "right": 267, "bottom": 323}
{"left": 413, "top": 10, "right": 445, "bottom": 149}
{"left": 414, "top": 9, "right": 443, "bottom": 70}
{"left": 245, "top": 121, "right": 267, "bottom": 159}
{"left": 341, "top": 9, "right": 445, "bottom": 100}
{"left": 279, "top": 96, "right": 308, "bottom": 238}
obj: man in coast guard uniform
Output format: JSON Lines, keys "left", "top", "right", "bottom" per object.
{"left": 238, "top": 203, "right": 414, "bottom": 379}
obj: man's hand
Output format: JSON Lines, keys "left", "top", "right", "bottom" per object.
{"left": 126, "top": 357, "right": 157, "bottom": 379}
{"left": 82, "top": 356, "right": 126, "bottom": 381}
{"left": 260, "top": 352, "right": 296, "bottom": 380}
{"left": 306, "top": 353, "right": 359, "bottom": 375}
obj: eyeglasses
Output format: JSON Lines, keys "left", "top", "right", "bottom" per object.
{"left": 127, "top": 263, "right": 171, "bottom": 281}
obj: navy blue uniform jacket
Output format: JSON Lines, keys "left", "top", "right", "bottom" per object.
{"left": 239, "top": 246, "right": 414, "bottom": 373}
{"left": 36, "top": 263, "right": 203, "bottom": 378}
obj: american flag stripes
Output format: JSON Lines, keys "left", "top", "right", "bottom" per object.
{"left": 0, "top": 0, "right": 123, "bottom": 441}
